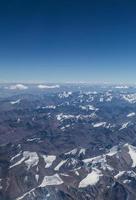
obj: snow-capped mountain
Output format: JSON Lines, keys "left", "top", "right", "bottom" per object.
{"left": 1, "top": 84, "right": 136, "bottom": 199}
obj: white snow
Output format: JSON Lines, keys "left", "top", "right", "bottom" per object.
{"left": 24, "top": 152, "right": 39, "bottom": 169}
{"left": 67, "top": 158, "right": 78, "bottom": 167}
{"left": 122, "top": 94, "right": 136, "bottom": 103}
{"left": 60, "top": 173, "right": 69, "bottom": 177}
{"left": 123, "top": 179, "right": 131, "bottom": 184}
{"left": 56, "top": 113, "right": 74, "bottom": 121}
{"left": 38, "top": 84, "right": 60, "bottom": 89}
{"left": 85, "top": 91, "right": 97, "bottom": 95}
{"left": 10, "top": 151, "right": 39, "bottom": 169}
{"left": 114, "top": 171, "right": 125, "bottom": 179}
{"left": 10, "top": 156, "right": 26, "bottom": 169}
{"left": 42, "top": 155, "right": 56, "bottom": 168}
{"left": 17, "top": 118, "right": 21, "bottom": 123}
{"left": 60, "top": 126, "right": 65, "bottom": 131}
{"left": 10, "top": 99, "right": 21, "bottom": 105}
{"left": 93, "top": 122, "right": 106, "bottom": 128}
{"left": 56, "top": 113, "right": 97, "bottom": 122}
{"left": 79, "top": 105, "right": 87, "bottom": 110}
{"left": 115, "top": 170, "right": 136, "bottom": 180}
{"left": 10, "top": 152, "right": 22, "bottom": 162}
{"left": 83, "top": 146, "right": 118, "bottom": 171}
{"left": 79, "top": 105, "right": 98, "bottom": 111}
{"left": 106, "top": 146, "right": 118, "bottom": 156}
{"left": 120, "top": 122, "right": 130, "bottom": 130}
{"left": 26, "top": 138, "right": 40, "bottom": 142}
{"left": 78, "top": 148, "right": 86, "bottom": 156}
{"left": 127, "top": 144, "right": 136, "bottom": 167}
{"left": 46, "top": 194, "right": 51, "bottom": 198}
{"left": 35, "top": 174, "right": 39, "bottom": 182}
{"left": 100, "top": 97, "right": 104, "bottom": 102}
{"left": 106, "top": 96, "right": 113, "bottom": 102}
{"left": 127, "top": 112, "right": 135, "bottom": 117}
{"left": 65, "top": 124, "right": 70, "bottom": 128}
{"left": 40, "top": 174, "right": 63, "bottom": 187}
{"left": 83, "top": 155, "right": 102, "bottom": 164}
{"left": 89, "top": 105, "right": 98, "bottom": 110}
{"left": 75, "top": 171, "right": 79, "bottom": 176}
{"left": 79, "top": 169, "right": 102, "bottom": 188}
{"left": 56, "top": 113, "right": 63, "bottom": 121}
{"left": 54, "top": 160, "right": 67, "bottom": 171}
{"left": 127, "top": 170, "right": 136, "bottom": 178}
{"left": 83, "top": 154, "right": 113, "bottom": 172}
{"left": 44, "top": 105, "right": 56, "bottom": 109}
{"left": 65, "top": 148, "right": 78, "bottom": 155}
{"left": 58, "top": 91, "right": 72, "bottom": 98}
{"left": 16, "top": 188, "right": 35, "bottom": 200}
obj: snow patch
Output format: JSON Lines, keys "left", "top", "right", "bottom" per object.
{"left": 10, "top": 99, "right": 21, "bottom": 105}
{"left": 54, "top": 160, "right": 67, "bottom": 171}
{"left": 127, "top": 144, "right": 136, "bottom": 167}
{"left": 42, "top": 155, "right": 56, "bottom": 168}
{"left": 120, "top": 122, "right": 130, "bottom": 130}
{"left": 79, "top": 148, "right": 86, "bottom": 156}
{"left": 127, "top": 112, "right": 135, "bottom": 117}
{"left": 106, "top": 146, "right": 118, "bottom": 156}
{"left": 65, "top": 148, "right": 78, "bottom": 155}
{"left": 79, "top": 169, "right": 102, "bottom": 188}
{"left": 58, "top": 91, "right": 72, "bottom": 98}
{"left": 35, "top": 174, "right": 39, "bottom": 182}
{"left": 10, "top": 151, "right": 39, "bottom": 169}
{"left": 79, "top": 105, "right": 98, "bottom": 111}
{"left": 122, "top": 94, "right": 136, "bottom": 104}
{"left": 44, "top": 105, "right": 56, "bottom": 109}
{"left": 40, "top": 174, "right": 63, "bottom": 187}
{"left": 114, "top": 171, "right": 125, "bottom": 179}
{"left": 16, "top": 188, "right": 35, "bottom": 200}
{"left": 93, "top": 122, "right": 106, "bottom": 128}
{"left": 83, "top": 154, "right": 113, "bottom": 171}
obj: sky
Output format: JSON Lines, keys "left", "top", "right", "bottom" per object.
{"left": 0, "top": 0, "right": 136, "bottom": 83}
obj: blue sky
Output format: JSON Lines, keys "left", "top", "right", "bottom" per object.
{"left": 0, "top": 0, "right": 136, "bottom": 83}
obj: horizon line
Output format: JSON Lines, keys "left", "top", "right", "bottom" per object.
{"left": 0, "top": 81, "right": 136, "bottom": 85}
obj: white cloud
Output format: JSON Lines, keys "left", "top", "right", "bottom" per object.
{"left": 37, "top": 84, "right": 60, "bottom": 89}
{"left": 7, "top": 84, "right": 28, "bottom": 90}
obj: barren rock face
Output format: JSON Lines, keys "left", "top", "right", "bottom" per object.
{"left": 1, "top": 84, "right": 136, "bottom": 200}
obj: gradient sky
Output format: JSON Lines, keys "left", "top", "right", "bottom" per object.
{"left": 0, "top": 0, "right": 136, "bottom": 83}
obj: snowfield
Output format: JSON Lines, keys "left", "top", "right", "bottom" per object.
{"left": 79, "top": 169, "right": 102, "bottom": 188}
{"left": 42, "top": 155, "right": 56, "bottom": 168}
{"left": 40, "top": 174, "right": 63, "bottom": 187}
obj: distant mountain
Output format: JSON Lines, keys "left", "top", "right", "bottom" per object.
{"left": 1, "top": 84, "right": 136, "bottom": 199}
